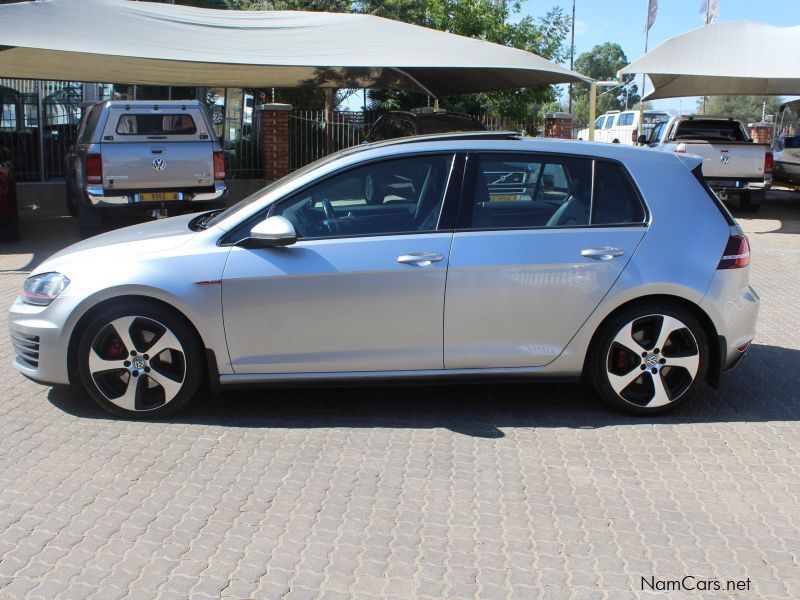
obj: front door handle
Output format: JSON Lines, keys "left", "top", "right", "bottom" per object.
{"left": 397, "top": 252, "right": 444, "bottom": 266}
{"left": 581, "top": 247, "right": 624, "bottom": 260}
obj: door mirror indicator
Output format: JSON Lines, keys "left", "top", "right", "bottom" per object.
{"left": 240, "top": 215, "right": 297, "bottom": 248}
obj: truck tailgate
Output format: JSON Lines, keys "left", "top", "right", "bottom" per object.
{"left": 674, "top": 141, "right": 767, "bottom": 179}
{"left": 101, "top": 141, "right": 214, "bottom": 190}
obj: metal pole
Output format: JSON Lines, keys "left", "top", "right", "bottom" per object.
{"left": 589, "top": 82, "right": 597, "bottom": 141}
{"left": 638, "top": 2, "right": 649, "bottom": 142}
{"left": 568, "top": 0, "right": 576, "bottom": 114}
{"left": 36, "top": 81, "right": 45, "bottom": 181}
{"left": 702, "top": 8, "right": 710, "bottom": 115}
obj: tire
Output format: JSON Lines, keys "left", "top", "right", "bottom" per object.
{"left": 77, "top": 300, "right": 205, "bottom": 419}
{"left": 587, "top": 302, "right": 709, "bottom": 415}
{"left": 65, "top": 182, "right": 78, "bottom": 218}
{"left": 77, "top": 200, "right": 104, "bottom": 239}
{"left": 738, "top": 190, "right": 761, "bottom": 213}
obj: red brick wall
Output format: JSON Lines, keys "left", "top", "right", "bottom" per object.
{"left": 260, "top": 104, "right": 292, "bottom": 182}
{"left": 749, "top": 123, "right": 774, "bottom": 145}
{"left": 544, "top": 117, "right": 574, "bottom": 139}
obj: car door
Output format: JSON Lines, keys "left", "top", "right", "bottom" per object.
{"left": 221, "top": 153, "right": 461, "bottom": 374}
{"left": 444, "top": 152, "right": 648, "bottom": 369}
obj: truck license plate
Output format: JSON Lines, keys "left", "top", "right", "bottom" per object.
{"left": 140, "top": 192, "right": 179, "bottom": 202}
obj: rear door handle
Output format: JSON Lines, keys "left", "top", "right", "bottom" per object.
{"left": 397, "top": 252, "right": 444, "bottom": 266}
{"left": 581, "top": 247, "right": 624, "bottom": 260}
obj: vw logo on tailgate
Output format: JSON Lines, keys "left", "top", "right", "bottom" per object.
{"left": 152, "top": 158, "right": 166, "bottom": 171}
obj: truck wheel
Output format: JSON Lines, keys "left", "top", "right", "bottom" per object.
{"left": 65, "top": 182, "right": 78, "bottom": 218}
{"left": 77, "top": 201, "right": 104, "bottom": 239}
{"left": 738, "top": 190, "right": 761, "bottom": 213}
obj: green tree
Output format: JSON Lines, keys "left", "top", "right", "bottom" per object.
{"left": 360, "top": 1, "right": 570, "bottom": 121}
{"left": 572, "top": 42, "right": 638, "bottom": 125}
{"left": 698, "top": 95, "right": 783, "bottom": 123}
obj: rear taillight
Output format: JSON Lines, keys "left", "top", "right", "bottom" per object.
{"left": 213, "top": 151, "right": 225, "bottom": 180}
{"left": 764, "top": 151, "right": 774, "bottom": 175}
{"left": 674, "top": 143, "right": 687, "bottom": 154}
{"left": 632, "top": 128, "right": 638, "bottom": 143}
{"left": 85, "top": 154, "right": 102, "bottom": 184}
{"left": 718, "top": 233, "right": 750, "bottom": 269}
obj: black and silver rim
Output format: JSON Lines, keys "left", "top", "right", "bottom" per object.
{"left": 88, "top": 316, "right": 186, "bottom": 412}
{"left": 606, "top": 314, "right": 700, "bottom": 408}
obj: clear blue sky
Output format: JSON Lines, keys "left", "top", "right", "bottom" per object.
{"left": 521, "top": 0, "right": 799, "bottom": 112}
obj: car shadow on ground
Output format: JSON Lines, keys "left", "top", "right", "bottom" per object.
{"left": 47, "top": 343, "right": 799, "bottom": 438}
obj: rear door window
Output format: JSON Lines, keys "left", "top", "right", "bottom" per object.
{"left": 605, "top": 115, "right": 616, "bottom": 129}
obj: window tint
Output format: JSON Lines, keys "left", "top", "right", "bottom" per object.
{"left": 592, "top": 161, "right": 645, "bottom": 225}
{"left": 649, "top": 120, "right": 666, "bottom": 143}
{"left": 673, "top": 120, "right": 747, "bottom": 141}
{"left": 466, "top": 154, "right": 593, "bottom": 229}
{"left": 605, "top": 115, "right": 616, "bottom": 129}
{"left": 271, "top": 154, "right": 453, "bottom": 239}
{"left": 595, "top": 116, "right": 606, "bottom": 128}
{"left": 116, "top": 113, "right": 197, "bottom": 135}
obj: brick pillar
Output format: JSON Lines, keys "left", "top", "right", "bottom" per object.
{"left": 748, "top": 122, "right": 774, "bottom": 144}
{"left": 259, "top": 103, "right": 292, "bottom": 182}
{"left": 544, "top": 112, "right": 575, "bottom": 139}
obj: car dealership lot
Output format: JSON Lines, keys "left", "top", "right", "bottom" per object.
{"left": 0, "top": 195, "right": 798, "bottom": 599}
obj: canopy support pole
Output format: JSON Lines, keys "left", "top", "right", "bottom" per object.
{"left": 588, "top": 82, "right": 597, "bottom": 141}
{"left": 390, "top": 68, "right": 438, "bottom": 101}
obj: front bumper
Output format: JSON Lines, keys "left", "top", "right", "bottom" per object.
{"left": 8, "top": 296, "right": 72, "bottom": 386}
{"left": 85, "top": 182, "right": 227, "bottom": 208}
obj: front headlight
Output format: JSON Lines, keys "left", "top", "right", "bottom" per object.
{"left": 22, "top": 272, "right": 70, "bottom": 306}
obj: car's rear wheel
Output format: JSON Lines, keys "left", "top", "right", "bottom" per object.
{"left": 589, "top": 303, "right": 708, "bottom": 415}
{"left": 77, "top": 301, "right": 204, "bottom": 419}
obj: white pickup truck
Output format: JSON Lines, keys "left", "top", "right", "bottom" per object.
{"left": 644, "top": 116, "right": 772, "bottom": 212}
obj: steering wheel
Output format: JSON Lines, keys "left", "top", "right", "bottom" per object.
{"left": 320, "top": 198, "right": 340, "bottom": 234}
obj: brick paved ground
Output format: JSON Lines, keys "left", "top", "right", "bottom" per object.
{"left": 0, "top": 194, "right": 798, "bottom": 599}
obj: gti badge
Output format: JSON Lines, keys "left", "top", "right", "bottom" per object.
{"left": 153, "top": 158, "right": 167, "bottom": 171}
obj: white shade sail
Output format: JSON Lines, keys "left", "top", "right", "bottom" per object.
{"left": 620, "top": 21, "right": 800, "bottom": 100}
{"left": 0, "top": 0, "right": 589, "bottom": 97}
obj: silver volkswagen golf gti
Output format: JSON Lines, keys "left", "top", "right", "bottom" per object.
{"left": 9, "top": 135, "right": 759, "bottom": 419}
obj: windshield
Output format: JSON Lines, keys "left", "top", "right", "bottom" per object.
{"left": 643, "top": 113, "right": 669, "bottom": 125}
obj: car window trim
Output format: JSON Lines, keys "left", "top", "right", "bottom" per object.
{"left": 454, "top": 150, "right": 650, "bottom": 232}
{"left": 217, "top": 151, "right": 461, "bottom": 246}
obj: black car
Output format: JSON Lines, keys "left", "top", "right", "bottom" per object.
{"left": 365, "top": 109, "right": 487, "bottom": 143}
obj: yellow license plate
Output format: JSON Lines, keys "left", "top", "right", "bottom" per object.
{"left": 140, "top": 192, "right": 179, "bottom": 202}
{"left": 490, "top": 194, "right": 521, "bottom": 201}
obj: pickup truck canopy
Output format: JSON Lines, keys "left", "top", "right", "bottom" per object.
{"left": 620, "top": 21, "right": 800, "bottom": 100}
{"left": 0, "top": 0, "right": 589, "bottom": 98}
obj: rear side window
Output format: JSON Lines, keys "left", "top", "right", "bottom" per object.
{"left": 116, "top": 114, "right": 197, "bottom": 135}
{"left": 592, "top": 161, "right": 646, "bottom": 225}
{"left": 605, "top": 115, "right": 616, "bottom": 129}
{"left": 618, "top": 113, "right": 633, "bottom": 126}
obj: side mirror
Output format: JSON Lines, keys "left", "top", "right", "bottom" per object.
{"left": 241, "top": 215, "right": 297, "bottom": 248}
{"left": 637, "top": 135, "right": 649, "bottom": 145}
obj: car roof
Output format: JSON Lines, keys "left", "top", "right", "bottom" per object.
{"left": 98, "top": 100, "right": 204, "bottom": 108}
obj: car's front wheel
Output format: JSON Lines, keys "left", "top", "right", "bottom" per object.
{"left": 588, "top": 303, "right": 708, "bottom": 415}
{"left": 77, "top": 301, "right": 204, "bottom": 419}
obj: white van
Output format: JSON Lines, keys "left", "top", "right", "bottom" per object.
{"left": 578, "top": 110, "right": 669, "bottom": 145}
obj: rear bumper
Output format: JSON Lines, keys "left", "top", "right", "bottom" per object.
{"left": 84, "top": 182, "right": 227, "bottom": 208}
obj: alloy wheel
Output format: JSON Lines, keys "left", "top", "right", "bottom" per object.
{"left": 606, "top": 314, "right": 700, "bottom": 408}
{"left": 88, "top": 315, "right": 186, "bottom": 412}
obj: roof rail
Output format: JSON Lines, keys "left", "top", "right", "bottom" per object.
{"left": 366, "top": 131, "right": 523, "bottom": 148}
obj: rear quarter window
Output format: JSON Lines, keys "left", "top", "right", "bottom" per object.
{"left": 592, "top": 161, "right": 646, "bottom": 225}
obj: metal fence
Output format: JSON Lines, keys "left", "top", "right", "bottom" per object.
{"left": 0, "top": 80, "right": 82, "bottom": 182}
{"left": 289, "top": 110, "right": 374, "bottom": 172}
